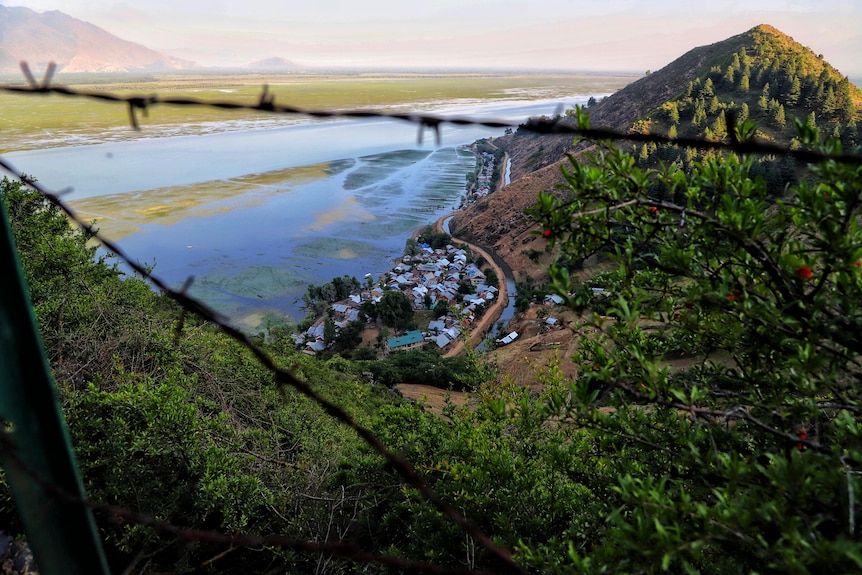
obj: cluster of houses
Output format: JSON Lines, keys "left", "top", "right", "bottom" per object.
{"left": 294, "top": 242, "right": 500, "bottom": 355}
{"left": 466, "top": 150, "right": 496, "bottom": 203}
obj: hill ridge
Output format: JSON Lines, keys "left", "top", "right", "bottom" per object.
{"left": 0, "top": 5, "right": 195, "bottom": 73}
{"left": 450, "top": 24, "right": 862, "bottom": 277}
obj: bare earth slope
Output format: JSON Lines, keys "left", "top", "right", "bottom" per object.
{"left": 449, "top": 35, "right": 731, "bottom": 265}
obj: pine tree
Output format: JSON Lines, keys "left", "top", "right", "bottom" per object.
{"left": 708, "top": 96, "right": 720, "bottom": 114}
{"left": 786, "top": 75, "right": 801, "bottom": 106}
{"left": 669, "top": 102, "right": 680, "bottom": 124}
{"left": 692, "top": 100, "right": 707, "bottom": 127}
{"left": 824, "top": 85, "right": 838, "bottom": 114}
{"left": 773, "top": 103, "right": 786, "bottom": 127}
{"left": 709, "top": 114, "right": 727, "bottom": 140}
{"left": 683, "top": 81, "right": 694, "bottom": 101}
{"left": 700, "top": 77, "right": 715, "bottom": 99}
{"left": 758, "top": 83, "right": 771, "bottom": 112}
{"left": 723, "top": 66, "right": 735, "bottom": 88}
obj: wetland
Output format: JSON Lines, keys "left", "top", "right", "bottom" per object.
{"left": 2, "top": 72, "right": 634, "bottom": 331}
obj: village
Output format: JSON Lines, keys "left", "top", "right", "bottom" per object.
{"left": 293, "top": 145, "right": 505, "bottom": 356}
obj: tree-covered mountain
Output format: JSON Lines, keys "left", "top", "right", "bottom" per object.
{"left": 633, "top": 24, "right": 859, "bottom": 167}
{"left": 450, "top": 25, "right": 861, "bottom": 269}
{"left": 527, "top": 24, "right": 859, "bottom": 175}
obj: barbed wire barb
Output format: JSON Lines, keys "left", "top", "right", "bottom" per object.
{"left": 18, "top": 61, "right": 38, "bottom": 89}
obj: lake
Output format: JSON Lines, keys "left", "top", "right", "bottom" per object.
{"left": 4, "top": 86, "right": 613, "bottom": 332}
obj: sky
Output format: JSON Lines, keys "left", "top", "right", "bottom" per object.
{"left": 5, "top": 0, "right": 862, "bottom": 76}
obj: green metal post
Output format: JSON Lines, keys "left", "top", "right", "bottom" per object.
{"left": 0, "top": 192, "right": 110, "bottom": 574}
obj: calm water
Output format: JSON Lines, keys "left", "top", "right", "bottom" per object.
{"left": 6, "top": 96, "right": 591, "bottom": 331}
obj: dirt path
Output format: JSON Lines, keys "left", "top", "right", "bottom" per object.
{"left": 395, "top": 383, "right": 471, "bottom": 415}
{"left": 432, "top": 215, "right": 509, "bottom": 357}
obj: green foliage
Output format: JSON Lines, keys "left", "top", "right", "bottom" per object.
{"left": 640, "top": 26, "right": 861, "bottom": 170}
{"left": 68, "top": 370, "right": 273, "bottom": 555}
{"left": 335, "top": 319, "right": 365, "bottom": 349}
{"left": 0, "top": 176, "right": 397, "bottom": 573}
{"left": 361, "top": 348, "right": 475, "bottom": 390}
{"left": 404, "top": 236, "right": 420, "bottom": 256}
{"left": 377, "top": 289, "right": 415, "bottom": 330}
{"left": 417, "top": 226, "right": 452, "bottom": 250}
{"left": 483, "top": 267, "right": 499, "bottom": 288}
{"left": 1, "top": 178, "right": 175, "bottom": 389}
{"left": 514, "top": 276, "right": 546, "bottom": 313}
{"left": 303, "top": 274, "right": 360, "bottom": 311}
{"left": 523, "top": 125, "right": 862, "bottom": 573}
{"left": 343, "top": 375, "right": 601, "bottom": 569}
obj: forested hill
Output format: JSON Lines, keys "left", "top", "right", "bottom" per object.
{"left": 450, "top": 24, "right": 862, "bottom": 274}
{"left": 506, "top": 23, "right": 860, "bottom": 179}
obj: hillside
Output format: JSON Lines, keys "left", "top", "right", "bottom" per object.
{"left": 450, "top": 24, "right": 862, "bottom": 278}
{"left": 3, "top": 21, "right": 862, "bottom": 575}
{"left": 0, "top": 5, "right": 194, "bottom": 73}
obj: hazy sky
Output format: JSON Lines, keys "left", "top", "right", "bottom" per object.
{"left": 6, "top": 0, "right": 862, "bottom": 75}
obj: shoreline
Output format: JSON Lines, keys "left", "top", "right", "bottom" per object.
{"left": 387, "top": 146, "right": 515, "bottom": 354}
{"left": 296, "top": 145, "right": 513, "bottom": 357}
{"left": 393, "top": 209, "right": 511, "bottom": 357}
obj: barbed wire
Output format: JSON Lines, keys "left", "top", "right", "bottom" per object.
{"left": 1, "top": 60, "right": 860, "bottom": 573}
{"left": 0, "top": 65, "right": 534, "bottom": 574}
{"left": 4, "top": 61, "right": 862, "bottom": 164}
{"left": 0, "top": 150, "right": 527, "bottom": 574}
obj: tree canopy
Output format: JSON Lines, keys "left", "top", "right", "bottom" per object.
{"left": 376, "top": 288, "right": 416, "bottom": 330}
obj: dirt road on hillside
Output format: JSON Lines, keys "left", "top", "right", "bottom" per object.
{"left": 433, "top": 215, "right": 509, "bottom": 358}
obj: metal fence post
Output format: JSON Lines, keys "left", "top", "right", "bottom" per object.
{"left": 0, "top": 191, "right": 110, "bottom": 574}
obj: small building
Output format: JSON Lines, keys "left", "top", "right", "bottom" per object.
{"left": 496, "top": 331, "right": 519, "bottom": 346}
{"left": 386, "top": 330, "right": 426, "bottom": 353}
{"left": 544, "top": 294, "right": 564, "bottom": 306}
{"left": 303, "top": 340, "right": 327, "bottom": 356}
{"left": 434, "top": 333, "right": 452, "bottom": 348}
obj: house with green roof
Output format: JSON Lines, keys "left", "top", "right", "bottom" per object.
{"left": 386, "top": 330, "right": 425, "bottom": 353}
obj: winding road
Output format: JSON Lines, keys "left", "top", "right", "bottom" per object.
{"left": 436, "top": 215, "right": 517, "bottom": 357}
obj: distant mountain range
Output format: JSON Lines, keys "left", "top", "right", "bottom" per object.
{"left": 242, "top": 57, "right": 300, "bottom": 71}
{"left": 0, "top": 5, "right": 196, "bottom": 73}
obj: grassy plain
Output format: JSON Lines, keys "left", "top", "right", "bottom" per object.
{"left": 0, "top": 72, "right": 635, "bottom": 152}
